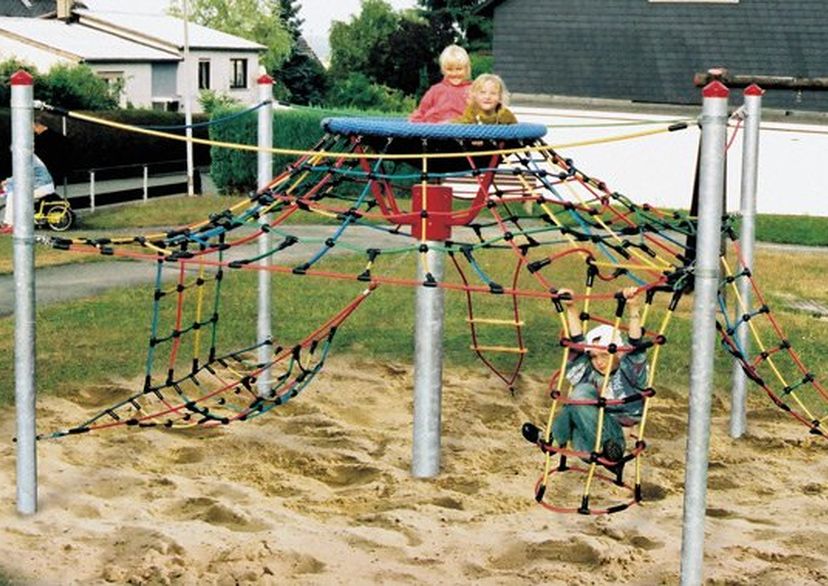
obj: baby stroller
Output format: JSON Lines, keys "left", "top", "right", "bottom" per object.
{"left": 1, "top": 184, "right": 75, "bottom": 232}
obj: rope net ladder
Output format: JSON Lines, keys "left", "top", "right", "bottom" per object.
{"left": 27, "top": 113, "right": 826, "bottom": 514}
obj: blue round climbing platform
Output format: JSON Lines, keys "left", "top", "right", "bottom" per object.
{"left": 322, "top": 117, "right": 547, "bottom": 142}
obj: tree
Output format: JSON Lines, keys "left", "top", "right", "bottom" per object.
{"left": 326, "top": 72, "right": 414, "bottom": 113}
{"left": 373, "top": 15, "right": 450, "bottom": 96}
{"left": 328, "top": 0, "right": 400, "bottom": 83}
{"left": 277, "top": 0, "right": 303, "bottom": 40}
{"left": 328, "top": 0, "right": 455, "bottom": 99}
{"left": 273, "top": 0, "right": 328, "bottom": 106}
{"left": 416, "top": 0, "right": 492, "bottom": 50}
{"left": 169, "top": 0, "right": 293, "bottom": 73}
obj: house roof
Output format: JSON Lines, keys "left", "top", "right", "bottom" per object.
{"left": 0, "top": 17, "right": 180, "bottom": 62}
{"left": 74, "top": 10, "right": 265, "bottom": 52}
{"left": 474, "top": 0, "right": 505, "bottom": 15}
{"left": 0, "top": 0, "right": 60, "bottom": 17}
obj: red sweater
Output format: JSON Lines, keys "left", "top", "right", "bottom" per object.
{"left": 409, "top": 79, "right": 471, "bottom": 123}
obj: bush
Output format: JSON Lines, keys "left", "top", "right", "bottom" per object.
{"left": 199, "top": 90, "right": 241, "bottom": 115}
{"left": 39, "top": 63, "right": 119, "bottom": 111}
{"left": 0, "top": 58, "right": 41, "bottom": 108}
{"left": 470, "top": 52, "right": 494, "bottom": 79}
{"left": 209, "top": 103, "right": 409, "bottom": 193}
{"left": 210, "top": 106, "right": 328, "bottom": 193}
{"left": 0, "top": 58, "right": 120, "bottom": 111}
{"left": 326, "top": 73, "right": 415, "bottom": 114}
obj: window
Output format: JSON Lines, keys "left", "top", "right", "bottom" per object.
{"left": 230, "top": 58, "right": 248, "bottom": 89}
{"left": 97, "top": 70, "right": 126, "bottom": 106}
{"left": 198, "top": 60, "right": 211, "bottom": 90}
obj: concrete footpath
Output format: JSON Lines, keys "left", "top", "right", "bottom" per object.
{"left": 0, "top": 225, "right": 410, "bottom": 318}
{"left": 2, "top": 221, "right": 825, "bottom": 319}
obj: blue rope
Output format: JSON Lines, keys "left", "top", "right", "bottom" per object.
{"left": 137, "top": 101, "right": 270, "bottom": 130}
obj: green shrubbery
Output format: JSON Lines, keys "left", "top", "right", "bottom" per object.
{"left": 209, "top": 104, "right": 409, "bottom": 193}
{"left": 0, "top": 58, "right": 119, "bottom": 111}
{"left": 210, "top": 105, "right": 331, "bottom": 193}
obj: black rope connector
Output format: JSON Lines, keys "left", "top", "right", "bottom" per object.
{"left": 527, "top": 258, "right": 551, "bottom": 274}
{"left": 579, "top": 311, "right": 590, "bottom": 322}
{"left": 292, "top": 264, "right": 308, "bottom": 275}
{"left": 423, "top": 273, "right": 438, "bottom": 287}
{"left": 489, "top": 282, "right": 504, "bottom": 294}
{"left": 418, "top": 244, "right": 429, "bottom": 253}
{"left": 521, "top": 422, "right": 541, "bottom": 444}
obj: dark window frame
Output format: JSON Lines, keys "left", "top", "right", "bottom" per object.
{"left": 230, "top": 58, "right": 248, "bottom": 89}
{"left": 198, "top": 60, "right": 211, "bottom": 90}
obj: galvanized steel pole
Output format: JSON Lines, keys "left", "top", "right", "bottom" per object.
{"left": 182, "top": 0, "right": 195, "bottom": 197}
{"left": 680, "top": 81, "right": 729, "bottom": 586}
{"left": 412, "top": 244, "right": 445, "bottom": 477}
{"left": 11, "top": 70, "right": 37, "bottom": 515}
{"left": 730, "top": 84, "right": 763, "bottom": 439}
{"left": 256, "top": 75, "right": 274, "bottom": 397}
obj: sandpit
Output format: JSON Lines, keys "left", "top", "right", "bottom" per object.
{"left": 1, "top": 356, "right": 826, "bottom": 585}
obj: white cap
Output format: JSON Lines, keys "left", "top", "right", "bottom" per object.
{"left": 585, "top": 324, "right": 622, "bottom": 348}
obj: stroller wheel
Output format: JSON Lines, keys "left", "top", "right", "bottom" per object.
{"left": 47, "top": 206, "right": 74, "bottom": 231}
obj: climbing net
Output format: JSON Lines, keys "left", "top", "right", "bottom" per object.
{"left": 33, "top": 115, "right": 826, "bottom": 514}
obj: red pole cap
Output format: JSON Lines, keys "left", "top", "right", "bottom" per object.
{"left": 744, "top": 83, "right": 764, "bottom": 97}
{"left": 702, "top": 80, "right": 729, "bottom": 98}
{"left": 10, "top": 70, "right": 33, "bottom": 86}
{"left": 257, "top": 74, "right": 274, "bottom": 85}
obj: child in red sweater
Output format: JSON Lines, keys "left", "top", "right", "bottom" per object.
{"left": 409, "top": 45, "right": 472, "bottom": 123}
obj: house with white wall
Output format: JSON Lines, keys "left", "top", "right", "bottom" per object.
{"left": 0, "top": 0, "right": 264, "bottom": 112}
{"left": 0, "top": 16, "right": 181, "bottom": 108}
{"left": 75, "top": 9, "right": 264, "bottom": 112}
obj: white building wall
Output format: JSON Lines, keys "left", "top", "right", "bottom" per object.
{"left": 512, "top": 105, "right": 828, "bottom": 217}
{"left": 88, "top": 62, "right": 154, "bottom": 108}
{"left": 179, "top": 49, "right": 260, "bottom": 113}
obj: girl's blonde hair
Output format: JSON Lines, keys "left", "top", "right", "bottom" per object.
{"left": 439, "top": 44, "right": 471, "bottom": 75}
{"left": 471, "top": 73, "right": 510, "bottom": 106}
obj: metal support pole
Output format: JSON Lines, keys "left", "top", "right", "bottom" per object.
{"left": 679, "top": 81, "right": 729, "bottom": 586}
{"left": 412, "top": 245, "right": 445, "bottom": 477}
{"left": 730, "top": 84, "right": 763, "bottom": 439}
{"left": 11, "top": 70, "right": 37, "bottom": 515}
{"left": 182, "top": 0, "right": 195, "bottom": 197}
{"left": 89, "top": 171, "right": 95, "bottom": 211}
{"left": 256, "top": 75, "right": 274, "bottom": 397}
{"left": 143, "top": 165, "right": 149, "bottom": 202}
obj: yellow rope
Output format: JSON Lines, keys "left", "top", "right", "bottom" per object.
{"left": 62, "top": 109, "right": 678, "bottom": 161}
{"left": 470, "top": 345, "right": 528, "bottom": 354}
{"left": 720, "top": 257, "right": 818, "bottom": 421}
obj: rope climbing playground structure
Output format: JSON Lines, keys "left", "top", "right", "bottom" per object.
{"left": 7, "top": 80, "right": 827, "bottom": 528}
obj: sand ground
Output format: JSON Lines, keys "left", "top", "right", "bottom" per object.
{"left": 1, "top": 356, "right": 826, "bottom": 585}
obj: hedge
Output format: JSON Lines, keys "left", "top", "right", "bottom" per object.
{"left": 0, "top": 108, "right": 211, "bottom": 179}
{"left": 209, "top": 105, "right": 406, "bottom": 194}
